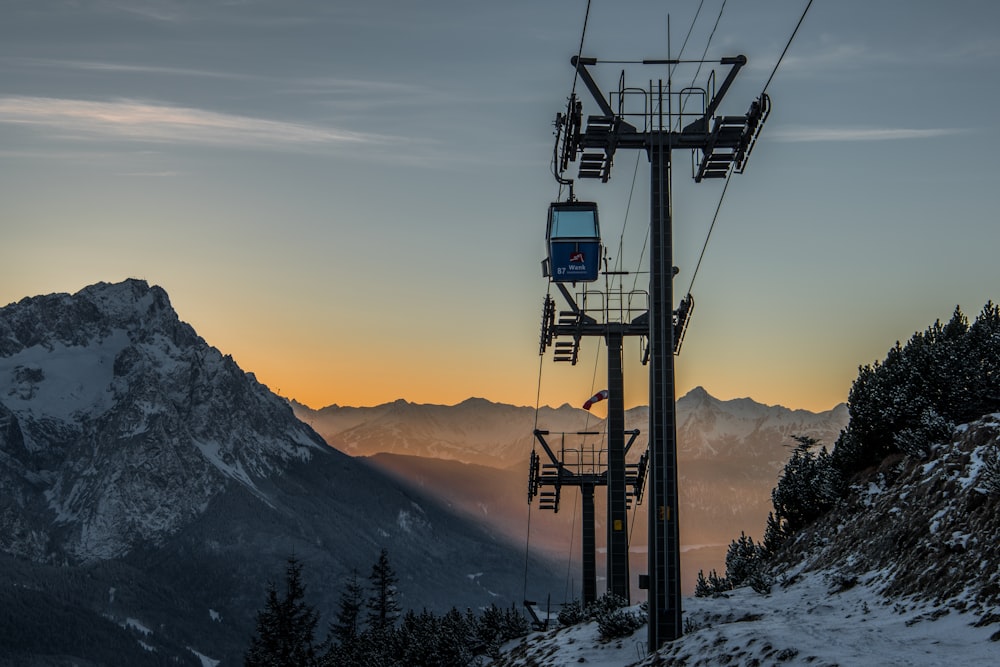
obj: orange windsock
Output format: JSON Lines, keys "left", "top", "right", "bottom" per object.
{"left": 582, "top": 389, "right": 609, "bottom": 410}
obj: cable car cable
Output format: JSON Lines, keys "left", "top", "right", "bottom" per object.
{"left": 622, "top": 3, "right": 708, "bottom": 291}
{"left": 692, "top": 0, "right": 728, "bottom": 85}
{"left": 531, "top": 288, "right": 550, "bottom": 434}
{"left": 552, "top": 0, "right": 593, "bottom": 191}
{"left": 686, "top": 170, "right": 733, "bottom": 295}
{"left": 579, "top": 3, "right": 707, "bottom": 287}
{"left": 685, "top": 0, "right": 813, "bottom": 297}
{"left": 762, "top": 0, "right": 814, "bottom": 95}
{"left": 636, "top": 1, "right": 725, "bottom": 283}
{"left": 671, "top": 0, "right": 707, "bottom": 81}
{"left": 523, "top": 283, "right": 553, "bottom": 604}
{"left": 613, "top": 153, "right": 643, "bottom": 280}
{"left": 531, "top": 2, "right": 596, "bottom": 605}
{"left": 674, "top": 0, "right": 727, "bottom": 131}
{"left": 569, "top": 0, "right": 593, "bottom": 101}
{"left": 529, "top": 1, "right": 815, "bottom": 607}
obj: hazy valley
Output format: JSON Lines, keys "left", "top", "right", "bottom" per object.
{"left": 293, "top": 389, "right": 848, "bottom": 594}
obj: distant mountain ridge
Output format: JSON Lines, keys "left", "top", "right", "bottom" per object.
{"left": 292, "top": 397, "right": 591, "bottom": 467}
{"left": 0, "top": 280, "right": 561, "bottom": 665}
{"left": 293, "top": 387, "right": 848, "bottom": 469}
{"left": 293, "top": 379, "right": 848, "bottom": 595}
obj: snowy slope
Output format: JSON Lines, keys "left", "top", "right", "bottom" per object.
{"left": 494, "top": 414, "right": 1000, "bottom": 666}
{"left": 493, "top": 573, "right": 998, "bottom": 666}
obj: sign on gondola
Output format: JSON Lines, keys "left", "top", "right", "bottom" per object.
{"left": 544, "top": 201, "right": 601, "bottom": 283}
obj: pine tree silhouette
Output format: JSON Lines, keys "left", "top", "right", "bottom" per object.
{"left": 366, "top": 548, "right": 401, "bottom": 631}
{"left": 245, "top": 556, "right": 321, "bottom": 667}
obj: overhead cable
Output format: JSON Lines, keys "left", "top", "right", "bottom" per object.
{"left": 569, "top": 0, "right": 594, "bottom": 100}
{"left": 687, "top": 0, "right": 814, "bottom": 296}
{"left": 763, "top": 0, "right": 814, "bottom": 94}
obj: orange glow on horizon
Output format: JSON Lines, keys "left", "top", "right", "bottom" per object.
{"left": 188, "top": 290, "right": 853, "bottom": 415}
{"left": 237, "top": 346, "right": 850, "bottom": 414}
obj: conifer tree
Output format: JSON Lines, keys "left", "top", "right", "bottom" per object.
{"left": 438, "top": 607, "right": 475, "bottom": 666}
{"left": 396, "top": 609, "right": 439, "bottom": 666}
{"left": 330, "top": 570, "right": 364, "bottom": 646}
{"left": 725, "top": 532, "right": 763, "bottom": 588}
{"left": 708, "top": 569, "right": 729, "bottom": 594}
{"left": 968, "top": 302, "right": 1000, "bottom": 416}
{"left": 694, "top": 570, "right": 713, "bottom": 598}
{"left": 762, "top": 510, "right": 787, "bottom": 555}
{"left": 245, "top": 556, "right": 321, "bottom": 667}
{"left": 476, "top": 603, "right": 529, "bottom": 657}
{"left": 771, "top": 436, "right": 842, "bottom": 534}
{"left": 832, "top": 302, "right": 1000, "bottom": 474}
{"left": 366, "top": 548, "right": 401, "bottom": 631}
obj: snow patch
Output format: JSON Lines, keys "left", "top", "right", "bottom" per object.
{"left": 194, "top": 439, "right": 259, "bottom": 491}
{"left": 188, "top": 647, "right": 220, "bottom": 667}
{"left": 928, "top": 504, "right": 949, "bottom": 533}
{"left": 124, "top": 618, "right": 152, "bottom": 636}
{"left": 947, "top": 531, "right": 971, "bottom": 550}
{"left": 396, "top": 508, "right": 427, "bottom": 533}
{"left": 860, "top": 480, "right": 882, "bottom": 506}
{"left": 0, "top": 332, "right": 127, "bottom": 421}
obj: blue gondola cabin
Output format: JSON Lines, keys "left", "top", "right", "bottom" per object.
{"left": 545, "top": 201, "right": 601, "bottom": 283}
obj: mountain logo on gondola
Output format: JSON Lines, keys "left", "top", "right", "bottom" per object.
{"left": 569, "top": 251, "right": 585, "bottom": 263}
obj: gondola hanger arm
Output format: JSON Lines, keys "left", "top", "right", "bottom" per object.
{"left": 569, "top": 56, "right": 615, "bottom": 118}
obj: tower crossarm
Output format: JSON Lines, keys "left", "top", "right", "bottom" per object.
{"left": 567, "top": 55, "right": 756, "bottom": 168}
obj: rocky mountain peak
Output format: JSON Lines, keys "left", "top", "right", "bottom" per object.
{"left": 0, "top": 279, "right": 197, "bottom": 355}
{"left": 682, "top": 385, "right": 711, "bottom": 401}
{"left": 0, "top": 279, "right": 325, "bottom": 562}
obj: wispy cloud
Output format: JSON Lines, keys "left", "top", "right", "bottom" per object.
{"left": 0, "top": 96, "right": 393, "bottom": 150}
{"left": 101, "top": 0, "right": 185, "bottom": 23}
{"left": 769, "top": 34, "right": 1000, "bottom": 74}
{"left": 15, "top": 57, "right": 253, "bottom": 81}
{"left": 776, "top": 43, "right": 877, "bottom": 72}
{"left": 288, "top": 76, "right": 431, "bottom": 97}
{"left": 770, "top": 126, "right": 967, "bottom": 143}
{"left": 116, "top": 170, "right": 179, "bottom": 177}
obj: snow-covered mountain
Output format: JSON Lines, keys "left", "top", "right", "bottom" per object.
{"left": 0, "top": 280, "right": 328, "bottom": 563}
{"left": 673, "top": 387, "right": 847, "bottom": 561}
{"left": 675, "top": 385, "right": 848, "bottom": 460}
{"left": 492, "top": 414, "right": 1000, "bottom": 666}
{"left": 0, "top": 280, "right": 562, "bottom": 666}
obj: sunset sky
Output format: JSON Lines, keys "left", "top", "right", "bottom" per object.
{"left": 2, "top": 1, "right": 998, "bottom": 414}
